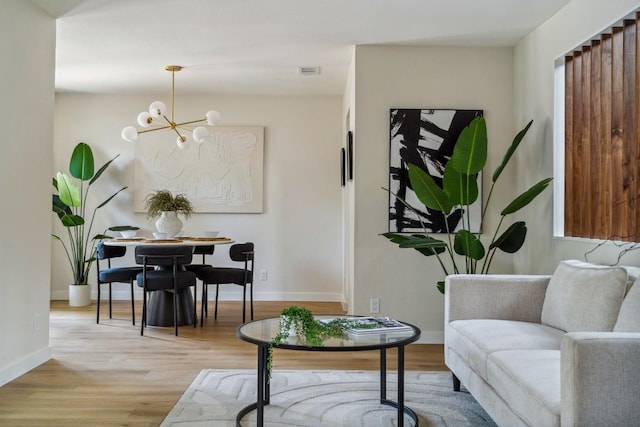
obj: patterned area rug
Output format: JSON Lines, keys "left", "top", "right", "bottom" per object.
{"left": 161, "top": 369, "right": 496, "bottom": 426}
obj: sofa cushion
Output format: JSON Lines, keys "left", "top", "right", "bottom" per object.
{"left": 447, "top": 319, "right": 564, "bottom": 380}
{"left": 614, "top": 278, "right": 640, "bottom": 332}
{"left": 487, "top": 350, "right": 560, "bottom": 427}
{"left": 541, "top": 260, "right": 628, "bottom": 332}
{"left": 623, "top": 266, "right": 640, "bottom": 292}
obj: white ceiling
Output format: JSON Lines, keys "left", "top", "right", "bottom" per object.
{"left": 32, "top": 0, "right": 572, "bottom": 95}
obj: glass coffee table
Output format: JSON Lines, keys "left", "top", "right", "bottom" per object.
{"left": 236, "top": 315, "right": 421, "bottom": 427}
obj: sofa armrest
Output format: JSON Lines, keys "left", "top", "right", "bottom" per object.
{"left": 445, "top": 274, "right": 551, "bottom": 324}
{"left": 561, "top": 332, "right": 640, "bottom": 426}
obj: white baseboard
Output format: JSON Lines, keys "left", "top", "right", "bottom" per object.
{"left": 414, "top": 330, "right": 444, "bottom": 344}
{"left": 51, "top": 289, "right": 345, "bottom": 302}
{"left": 0, "top": 346, "right": 52, "bottom": 387}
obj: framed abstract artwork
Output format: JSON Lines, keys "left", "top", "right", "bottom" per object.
{"left": 388, "top": 108, "right": 483, "bottom": 233}
{"left": 340, "top": 147, "right": 346, "bottom": 187}
{"left": 347, "top": 130, "right": 353, "bottom": 180}
{"left": 134, "top": 126, "right": 264, "bottom": 213}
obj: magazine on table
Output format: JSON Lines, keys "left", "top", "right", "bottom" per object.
{"left": 321, "top": 316, "right": 412, "bottom": 335}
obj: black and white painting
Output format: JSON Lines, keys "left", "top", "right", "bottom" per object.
{"left": 388, "top": 108, "right": 483, "bottom": 233}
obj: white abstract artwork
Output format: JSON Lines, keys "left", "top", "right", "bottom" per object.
{"left": 134, "top": 126, "right": 264, "bottom": 213}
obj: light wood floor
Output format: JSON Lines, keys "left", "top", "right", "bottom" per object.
{"left": 0, "top": 300, "right": 447, "bottom": 426}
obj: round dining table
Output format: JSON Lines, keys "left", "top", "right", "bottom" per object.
{"left": 103, "top": 236, "right": 234, "bottom": 327}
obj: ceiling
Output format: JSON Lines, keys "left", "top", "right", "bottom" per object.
{"left": 32, "top": 0, "right": 572, "bottom": 96}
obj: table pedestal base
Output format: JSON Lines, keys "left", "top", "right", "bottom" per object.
{"left": 146, "top": 289, "right": 195, "bottom": 326}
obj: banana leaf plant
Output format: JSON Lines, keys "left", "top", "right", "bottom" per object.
{"left": 383, "top": 117, "right": 552, "bottom": 293}
{"left": 52, "top": 142, "right": 127, "bottom": 285}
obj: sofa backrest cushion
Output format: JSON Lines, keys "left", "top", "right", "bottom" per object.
{"left": 541, "top": 260, "right": 628, "bottom": 332}
{"left": 614, "top": 278, "right": 640, "bottom": 332}
{"left": 623, "top": 266, "right": 640, "bottom": 292}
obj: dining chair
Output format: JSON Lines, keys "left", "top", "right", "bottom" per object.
{"left": 135, "top": 245, "right": 197, "bottom": 336}
{"left": 185, "top": 245, "right": 215, "bottom": 273}
{"left": 95, "top": 241, "right": 148, "bottom": 325}
{"left": 196, "top": 242, "right": 254, "bottom": 325}
{"left": 184, "top": 245, "right": 215, "bottom": 318}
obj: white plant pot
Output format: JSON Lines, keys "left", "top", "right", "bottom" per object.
{"left": 155, "top": 211, "right": 183, "bottom": 237}
{"left": 69, "top": 284, "right": 91, "bottom": 307}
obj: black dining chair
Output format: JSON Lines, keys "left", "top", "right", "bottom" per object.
{"left": 135, "top": 245, "right": 198, "bottom": 336}
{"left": 185, "top": 245, "right": 215, "bottom": 274}
{"left": 184, "top": 245, "right": 215, "bottom": 318}
{"left": 95, "top": 241, "right": 148, "bottom": 325}
{"left": 196, "top": 242, "right": 254, "bottom": 325}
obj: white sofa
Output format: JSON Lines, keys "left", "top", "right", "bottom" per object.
{"left": 444, "top": 260, "right": 640, "bottom": 427}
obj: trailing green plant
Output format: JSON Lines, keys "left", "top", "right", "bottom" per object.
{"left": 383, "top": 117, "right": 552, "bottom": 294}
{"left": 268, "top": 306, "right": 378, "bottom": 374}
{"left": 273, "top": 306, "right": 344, "bottom": 347}
{"left": 52, "top": 142, "right": 127, "bottom": 285}
{"left": 144, "top": 189, "right": 194, "bottom": 220}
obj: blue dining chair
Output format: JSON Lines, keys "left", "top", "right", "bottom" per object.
{"left": 135, "top": 245, "right": 198, "bottom": 336}
{"left": 95, "top": 241, "right": 148, "bottom": 325}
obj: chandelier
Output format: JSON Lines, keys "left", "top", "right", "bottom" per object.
{"left": 121, "top": 65, "right": 220, "bottom": 148}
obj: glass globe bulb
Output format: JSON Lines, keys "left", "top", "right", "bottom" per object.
{"left": 137, "top": 112, "right": 153, "bottom": 128}
{"left": 206, "top": 110, "right": 221, "bottom": 126}
{"left": 193, "top": 126, "right": 209, "bottom": 143}
{"left": 176, "top": 135, "right": 187, "bottom": 149}
{"left": 121, "top": 126, "right": 138, "bottom": 142}
{"left": 149, "top": 101, "right": 167, "bottom": 119}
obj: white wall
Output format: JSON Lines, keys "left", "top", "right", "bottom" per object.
{"left": 513, "top": 0, "right": 640, "bottom": 273}
{"left": 52, "top": 94, "right": 344, "bottom": 302}
{"left": 0, "top": 1, "right": 55, "bottom": 386}
{"left": 342, "top": 48, "right": 357, "bottom": 312}
{"left": 351, "top": 45, "right": 518, "bottom": 343}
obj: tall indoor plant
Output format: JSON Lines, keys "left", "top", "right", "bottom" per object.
{"left": 52, "top": 142, "right": 126, "bottom": 306}
{"left": 383, "top": 117, "right": 552, "bottom": 293}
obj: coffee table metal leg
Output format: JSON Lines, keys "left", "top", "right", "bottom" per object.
{"left": 380, "top": 347, "right": 387, "bottom": 401}
{"left": 378, "top": 344, "right": 418, "bottom": 427}
{"left": 257, "top": 347, "right": 264, "bottom": 425}
{"left": 262, "top": 344, "right": 270, "bottom": 404}
{"left": 236, "top": 344, "right": 269, "bottom": 427}
{"left": 398, "top": 344, "right": 405, "bottom": 427}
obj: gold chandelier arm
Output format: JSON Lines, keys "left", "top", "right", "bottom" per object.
{"left": 170, "top": 125, "right": 186, "bottom": 141}
{"left": 174, "top": 118, "right": 207, "bottom": 127}
{"left": 138, "top": 124, "right": 185, "bottom": 140}
{"left": 170, "top": 68, "right": 176, "bottom": 124}
{"left": 138, "top": 125, "right": 173, "bottom": 134}
{"left": 161, "top": 114, "right": 174, "bottom": 126}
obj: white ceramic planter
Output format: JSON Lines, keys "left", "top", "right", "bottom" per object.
{"left": 155, "top": 211, "right": 183, "bottom": 237}
{"left": 69, "top": 284, "right": 91, "bottom": 307}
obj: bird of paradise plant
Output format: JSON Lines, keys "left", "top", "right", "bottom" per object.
{"left": 383, "top": 117, "right": 552, "bottom": 293}
{"left": 52, "top": 142, "right": 127, "bottom": 285}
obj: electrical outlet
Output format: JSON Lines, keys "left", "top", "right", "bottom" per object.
{"left": 259, "top": 269, "right": 268, "bottom": 281}
{"left": 34, "top": 313, "right": 40, "bottom": 332}
{"left": 370, "top": 298, "right": 380, "bottom": 313}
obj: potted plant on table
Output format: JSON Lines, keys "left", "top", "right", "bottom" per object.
{"left": 144, "top": 189, "right": 195, "bottom": 237}
{"left": 269, "top": 306, "right": 385, "bottom": 374}
{"left": 52, "top": 142, "right": 126, "bottom": 306}
{"left": 383, "top": 117, "right": 553, "bottom": 294}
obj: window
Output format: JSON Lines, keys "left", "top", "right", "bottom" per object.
{"left": 563, "top": 12, "right": 640, "bottom": 241}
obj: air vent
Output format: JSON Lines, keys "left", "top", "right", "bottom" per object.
{"left": 298, "top": 66, "right": 321, "bottom": 76}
